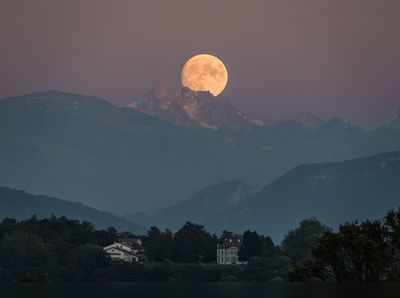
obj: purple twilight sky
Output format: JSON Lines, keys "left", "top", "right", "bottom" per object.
{"left": 1, "top": 0, "right": 399, "bottom": 126}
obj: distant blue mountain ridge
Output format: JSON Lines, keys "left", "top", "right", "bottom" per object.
{"left": 0, "top": 90, "right": 399, "bottom": 216}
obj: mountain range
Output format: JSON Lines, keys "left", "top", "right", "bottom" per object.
{"left": 141, "top": 150, "right": 400, "bottom": 241}
{"left": 129, "top": 87, "right": 254, "bottom": 130}
{"left": 234, "top": 150, "right": 400, "bottom": 240}
{"left": 0, "top": 90, "right": 399, "bottom": 217}
{"left": 127, "top": 180, "right": 251, "bottom": 230}
{"left": 0, "top": 186, "right": 145, "bottom": 233}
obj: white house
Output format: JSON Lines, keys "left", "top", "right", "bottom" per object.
{"left": 103, "top": 238, "right": 145, "bottom": 263}
{"left": 217, "top": 238, "right": 241, "bottom": 265}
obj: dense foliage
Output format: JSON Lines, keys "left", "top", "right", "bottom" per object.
{"left": 290, "top": 209, "right": 400, "bottom": 282}
{"left": 3, "top": 210, "right": 400, "bottom": 283}
{"left": 0, "top": 216, "right": 116, "bottom": 282}
{"left": 0, "top": 217, "right": 290, "bottom": 282}
{"left": 281, "top": 218, "right": 329, "bottom": 263}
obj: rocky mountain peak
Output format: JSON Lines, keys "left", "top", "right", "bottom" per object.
{"left": 129, "top": 88, "right": 196, "bottom": 127}
{"left": 129, "top": 87, "right": 253, "bottom": 130}
{"left": 292, "top": 112, "right": 323, "bottom": 129}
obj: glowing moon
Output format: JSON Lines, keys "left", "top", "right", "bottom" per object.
{"left": 181, "top": 54, "right": 228, "bottom": 96}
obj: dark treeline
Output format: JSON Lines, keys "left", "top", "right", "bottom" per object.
{"left": 142, "top": 224, "right": 290, "bottom": 282}
{"left": 0, "top": 218, "right": 290, "bottom": 282}
{"left": 290, "top": 208, "right": 400, "bottom": 282}
{"left": 145, "top": 224, "right": 279, "bottom": 263}
{"left": 0, "top": 215, "right": 117, "bottom": 282}
{"left": 2, "top": 209, "right": 400, "bottom": 282}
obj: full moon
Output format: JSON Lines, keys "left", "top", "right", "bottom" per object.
{"left": 181, "top": 54, "right": 228, "bottom": 96}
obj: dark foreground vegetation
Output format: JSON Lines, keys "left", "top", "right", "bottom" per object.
{"left": 0, "top": 216, "right": 290, "bottom": 282}
{"left": 2, "top": 208, "right": 400, "bottom": 282}
{"left": 290, "top": 208, "right": 400, "bottom": 282}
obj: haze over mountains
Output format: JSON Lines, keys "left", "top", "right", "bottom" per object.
{"left": 0, "top": 186, "right": 145, "bottom": 233}
{"left": 235, "top": 150, "right": 400, "bottom": 240}
{"left": 0, "top": 90, "right": 399, "bottom": 222}
{"left": 144, "top": 151, "right": 400, "bottom": 241}
{"left": 127, "top": 180, "right": 251, "bottom": 230}
{"left": 0, "top": 90, "right": 262, "bottom": 212}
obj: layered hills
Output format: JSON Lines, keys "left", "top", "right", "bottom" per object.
{"left": 0, "top": 90, "right": 399, "bottom": 219}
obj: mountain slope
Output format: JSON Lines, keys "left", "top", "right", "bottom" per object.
{"left": 231, "top": 151, "right": 400, "bottom": 240}
{"left": 0, "top": 91, "right": 247, "bottom": 212}
{"left": 0, "top": 90, "right": 399, "bottom": 215}
{"left": 0, "top": 186, "right": 145, "bottom": 234}
{"left": 131, "top": 180, "right": 251, "bottom": 230}
{"left": 368, "top": 113, "right": 400, "bottom": 153}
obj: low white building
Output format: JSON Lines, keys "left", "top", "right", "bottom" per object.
{"left": 217, "top": 238, "right": 241, "bottom": 265}
{"left": 103, "top": 239, "right": 144, "bottom": 263}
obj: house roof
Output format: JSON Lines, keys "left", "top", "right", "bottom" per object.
{"left": 104, "top": 242, "right": 131, "bottom": 250}
{"left": 217, "top": 238, "right": 241, "bottom": 248}
{"left": 104, "top": 246, "right": 136, "bottom": 256}
{"left": 104, "top": 240, "right": 146, "bottom": 254}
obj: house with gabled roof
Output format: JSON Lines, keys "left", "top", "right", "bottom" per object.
{"left": 103, "top": 238, "right": 145, "bottom": 263}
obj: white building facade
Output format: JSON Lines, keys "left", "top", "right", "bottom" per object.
{"left": 217, "top": 238, "right": 241, "bottom": 265}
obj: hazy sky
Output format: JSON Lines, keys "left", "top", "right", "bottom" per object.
{"left": 1, "top": 0, "right": 399, "bottom": 126}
